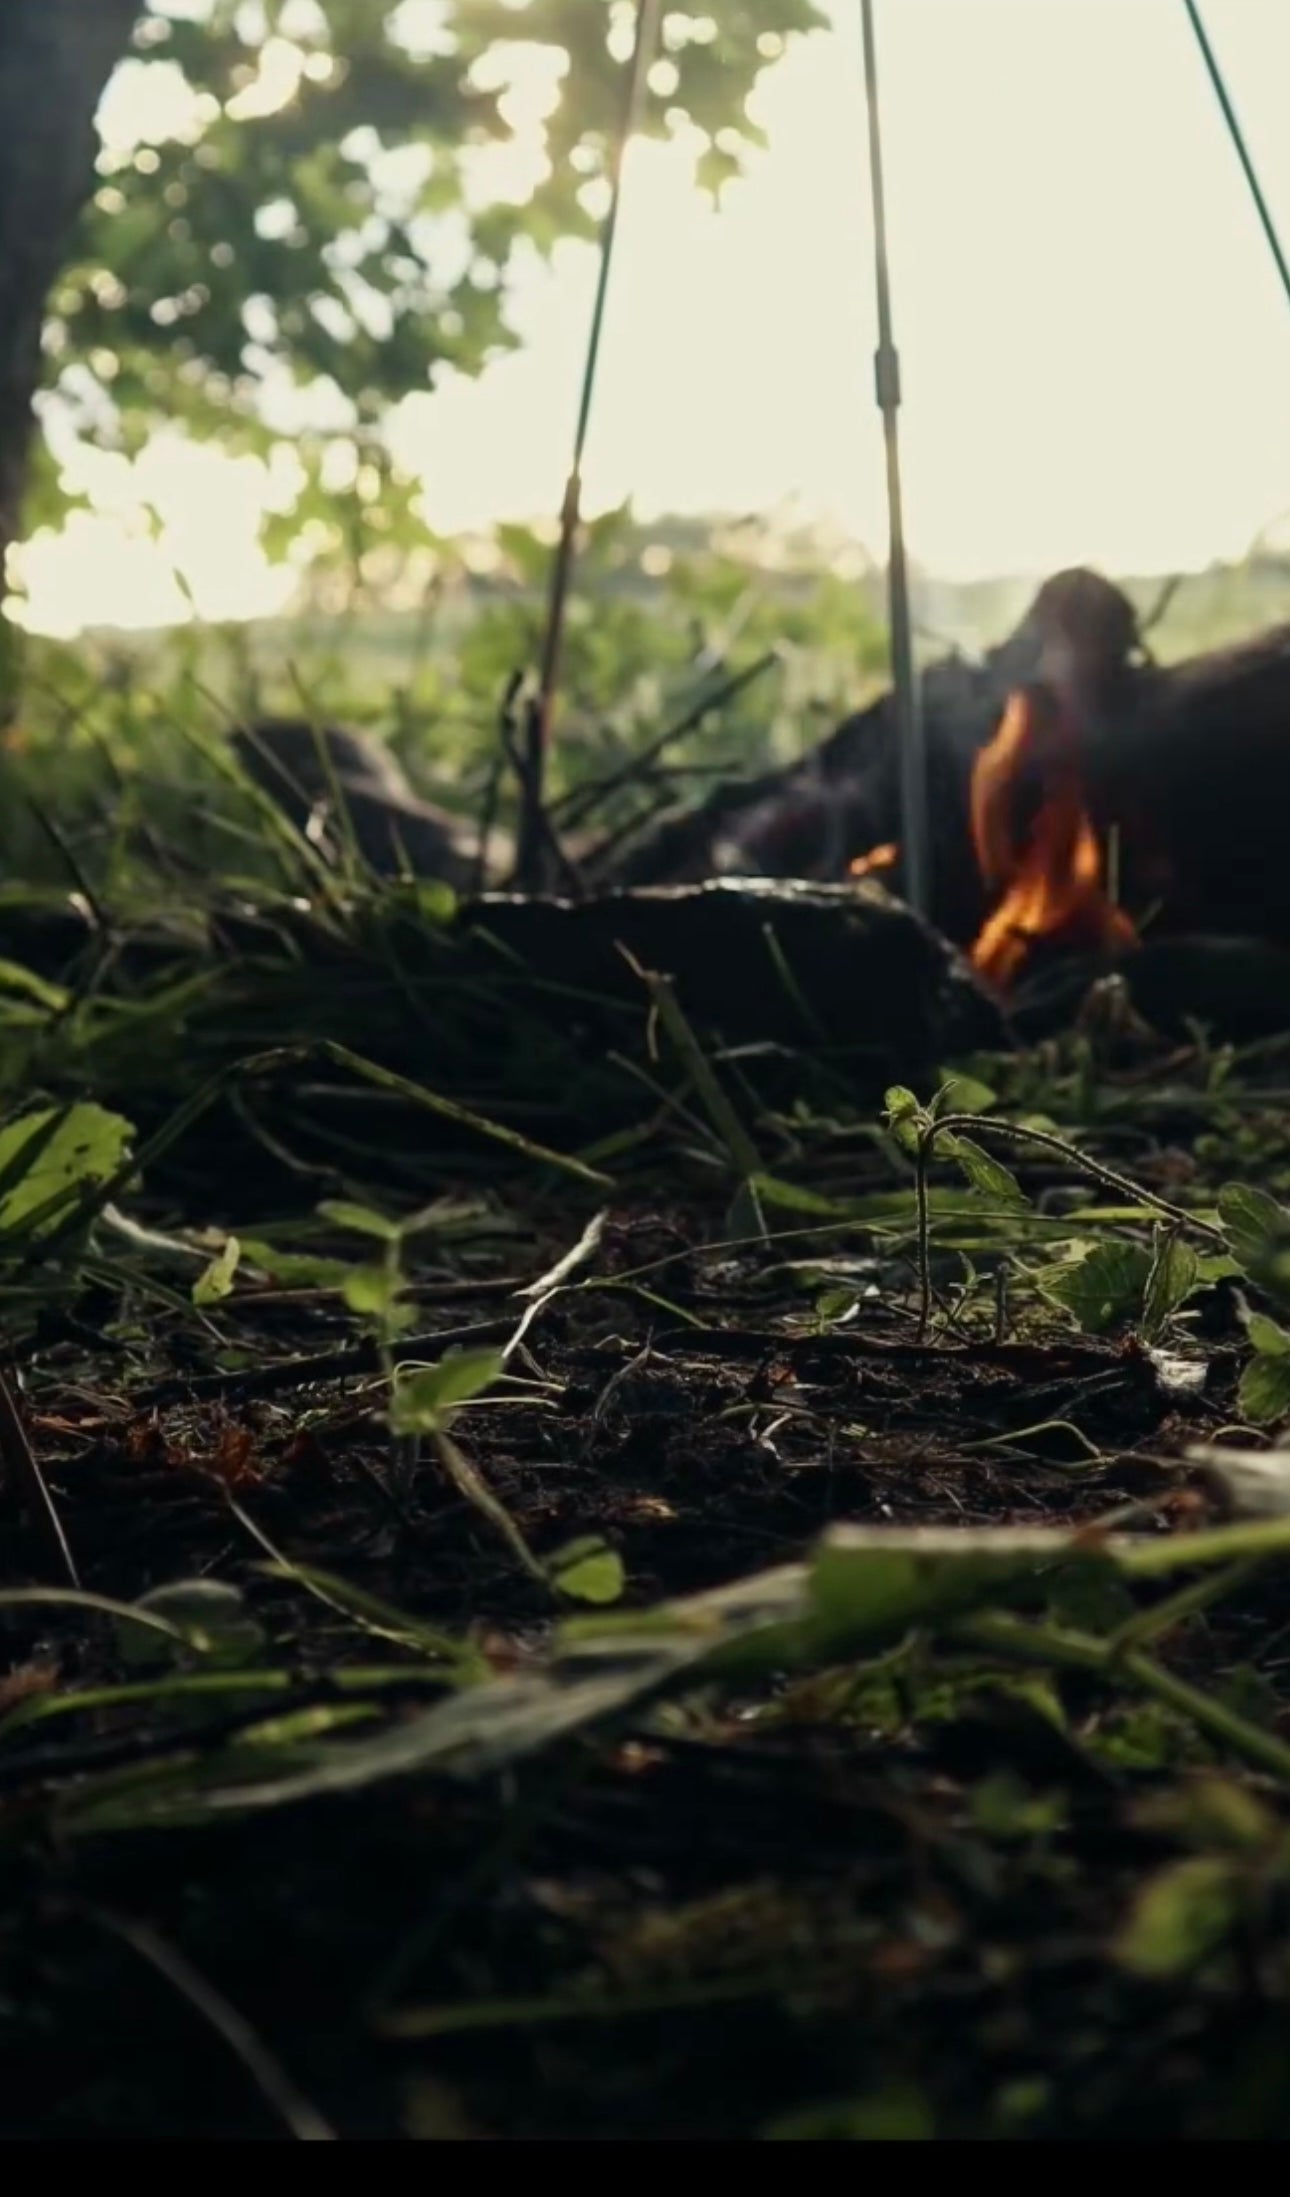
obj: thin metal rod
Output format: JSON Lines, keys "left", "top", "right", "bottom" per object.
{"left": 1183, "top": 0, "right": 1290, "bottom": 318}
{"left": 519, "top": 0, "right": 662, "bottom": 886}
{"left": 859, "top": 0, "right": 929, "bottom": 919}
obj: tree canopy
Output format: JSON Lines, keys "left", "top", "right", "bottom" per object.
{"left": 29, "top": 1, "right": 823, "bottom": 559}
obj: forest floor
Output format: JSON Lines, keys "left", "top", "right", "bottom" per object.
{"left": 4, "top": 885, "right": 1290, "bottom": 2139}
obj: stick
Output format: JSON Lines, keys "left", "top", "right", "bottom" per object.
{"left": 859, "top": 0, "right": 929, "bottom": 916}
{"left": 88, "top": 1908, "right": 334, "bottom": 2142}
{"left": 503, "top": 695, "right": 587, "bottom": 900}
{"left": 553, "top": 649, "right": 781, "bottom": 838}
{"left": 471, "top": 670, "right": 522, "bottom": 897}
{"left": 519, "top": 0, "right": 663, "bottom": 886}
{"left": 1183, "top": 0, "right": 1290, "bottom": 318}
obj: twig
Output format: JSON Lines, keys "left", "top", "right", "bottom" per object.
{"left": 431, "top": 1425, "right": 550, "bottom": 1592}
{"left": 516, "top": 1210, "right": 608, "bottom": 1301}
{"left": 24, "top": 794, "right": 111, "bottom": 935}
{"left": 572, "top": 780, "right": 680, "bottom": 878}
{"left": 87, "top": 1908, "right": 335, "bottom": 2142}
{"left": 502, "top": 696, "right": 587, "bottom": 899}
{"left": 553, "top": 649, "right": 781, "bottom": 838}
{"left": 131, "top": 1316, "right": 515, "bottom": 1408}
{"left": 0, "top": 1366, "right": 79, "bottom": 1586}
{"left": 502, "top": 1211, "right": 608, "bottom": 1368}
{"left": 933, "top": 1113, "right": 1227, "bottom": 1242}
{"left": 521, "top": 0, "right": 663, "bottom": 885}
{"left": 470, "top": 669, "right": 522, "bottom": 896}
{"left": 317, "top": 1039, "right": 612, "bottom": 1186}
{"left": 621, "top": 951, "right": 763, "bottom": 1181}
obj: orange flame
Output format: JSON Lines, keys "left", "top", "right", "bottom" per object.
{"left": 968, "top": 688, "right": 1136, "bottom": 989}
{"left": 849, "top": 840, "right": 899, "bottom": 880}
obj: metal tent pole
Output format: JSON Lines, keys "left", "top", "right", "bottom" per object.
{"left": 1183, "top": 0, "right": 1290, "bottom": 317}
{"left": 859, "top": 0, "right": 929, "bottom": 918}
{"left": 518, "top": 0, "right": 662, "bottom": 888}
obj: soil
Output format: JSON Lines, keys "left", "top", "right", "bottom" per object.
{"left": 3, "top": 1131, "right": 1285, "bottom": 2143}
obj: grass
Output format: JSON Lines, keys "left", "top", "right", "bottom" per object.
{"left": 5, "top": 775, "right": 1290, "bottom": 2136}
{"left": 8, "top": 525, "right": 1290, "bottom": 893}
{"left": 7, "top": 562, "right": 1290, "bottom": 2134}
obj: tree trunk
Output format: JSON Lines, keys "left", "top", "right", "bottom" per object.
{"left": 0, "top": 0, "right": 139, "bottom": 565}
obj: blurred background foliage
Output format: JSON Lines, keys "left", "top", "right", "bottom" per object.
{"left": 1, "top": 0, "right": 1287, "bottom": 890}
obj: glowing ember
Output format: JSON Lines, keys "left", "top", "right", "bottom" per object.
{"left": 968, "top": 687, "right": 1136, "bottom": 989}
{"left": 849, "top": 840, "right": 899, "bottom": 880}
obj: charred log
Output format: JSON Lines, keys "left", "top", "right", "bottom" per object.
{"left": 1084, "top": 627, "right": 1290, "bottom": 944}
{"left": 0, "top": 881, "right": 1003, "bottom": 1184}
{"left": 457, "top": 878, "right": 1002, "bottom": 1065}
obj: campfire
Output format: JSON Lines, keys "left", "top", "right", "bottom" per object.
{"left": 850, "top": 676, "right": 1137, "bottom": 990}
{"left": 964, "top": 684, "right": 1137, "bottom": 987}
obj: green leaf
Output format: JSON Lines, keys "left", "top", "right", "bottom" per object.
{"left": 193, "top": 1235, "right": 241, "bottom": 1307}
{"left": 55, "top": 1511, "right": 1290, "bottom": 1833}
{"left": 933, "top": 1070, "right": 996, "bottom": 1115}
{"left": 0, "top": 959, "right": 69, "bottom": 1012}
{"left": 117, "top": 1580, "right": 265, "bottom": 1672}
{"left": 318, "top": 1199, "right": 401, "bottom": 1243}
{"left": 1141, "top": 1231, "right": 1201, "bottom": 1340}
{"left": 1238, "top": 1353, "right": 1290, "bottom": 1426}
{"left": 1137, "top": 1773, "right": 1282, "bottom": 1853}
{"left": 342, "top": 1262, "right": 402, "bottom": 1319}
{"left": 1116, "top": 1856, "right": 1243, "bottom": 1978}
{"left": 389, "top": 1349, "right": 504, "bottom": 1434}
{"left": 749, "top": 1173, "right": 851, "bottom": 1219}
{"left": 0, "top": 1103, "right": 134, "bottom": 1245}
{"left": 239, "top": 1240, "right": 354, "bottom": 1291}
{"left": 970, "top": 1771, "right": 1067, "bottom": 1840}
{"left": 1218, "top": 1181, "right": 1290, "bottom": 1261}
{"left": 1218, "top": 1182, "right": 1290, "bottom": 1306}
{"left": 550, "top": 1538, "right": 626, "bottom": 1607}
{"left": 883, "top": 1085, "right": 921, "bottom": 1128}
{"left": 1244, "top": 1310, "right": 1290, "bottom": 1357}
{"left": 805, "top": 1525, "right": 1096, "bottom": 1657}
{"left": 941, "top": 1133, "right": 1027, "bottom": 1209}
{"left": 1038, "top": 1241, "right": 1153, "bottom": 1335}
{"left": 395, "top": 880, "right": 457, "bottom": 927}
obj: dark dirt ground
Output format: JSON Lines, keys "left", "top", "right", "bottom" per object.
{"left": 6, "top": 1113, "right": 1290, "bottom": 2145}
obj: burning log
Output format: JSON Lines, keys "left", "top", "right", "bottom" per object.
{"left": 612, "top": 569, "right": 1290, "bottom": 1001}
{"left": 605, "top": 569, "right": 1146, "bottom": 951}
{"left": 189, "top": 580, "right": 1290, "bottom": 1039}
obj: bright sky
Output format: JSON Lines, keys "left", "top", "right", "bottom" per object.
{"left": 15, "top": 0, "right": 1290, "bottom": 636}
